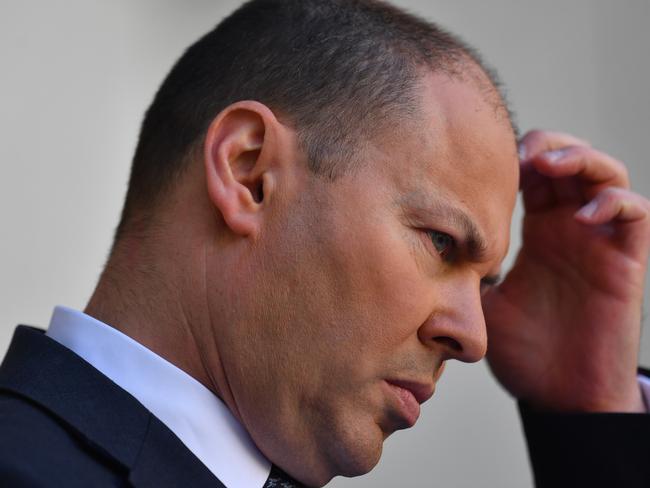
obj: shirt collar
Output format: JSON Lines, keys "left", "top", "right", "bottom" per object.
{"left": 46, "top": 306, "right": 271, "bottom": 488}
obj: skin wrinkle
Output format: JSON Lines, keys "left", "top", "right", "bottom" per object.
{"left": 400, "top": 191, "right": 490, "bottom": 260}
{"left": 195, "top": 243, "right": 237, "bottom": 419}
{"left": 201, "top": 251, "right": 224, "bottom": 395}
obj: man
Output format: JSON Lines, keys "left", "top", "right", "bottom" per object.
{"left": 1, "top": 0, "right": 649, "bottom": 486}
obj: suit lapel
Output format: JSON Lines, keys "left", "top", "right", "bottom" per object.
{"left": 129, "top": 413, "right": 225, "bottom": 487}
{"left": 0, "top": 326, "right": 224, "bottom": 487}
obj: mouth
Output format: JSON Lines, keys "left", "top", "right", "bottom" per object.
{"left": 383, "top": 379, "right": 435, "bottom": 428}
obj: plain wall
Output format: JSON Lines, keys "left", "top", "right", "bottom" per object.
{"left": 1, "top": 1, "right": 648, "bottom": 487}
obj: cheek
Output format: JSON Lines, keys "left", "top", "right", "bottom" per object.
{"left": 216, "top": 215, "right": 436, "bottom": 478}
{"left": 315, "top": 222, "right": 435, "bottom": 355}
{"left": 223, "top": 208, "right": 436, "bottom": 403}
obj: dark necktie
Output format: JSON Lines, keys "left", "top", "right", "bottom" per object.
{"left": 263, "top": 464, "right": 306, "bottom": 487}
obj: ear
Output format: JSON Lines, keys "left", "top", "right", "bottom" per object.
{"left": 203, "top": 101, "right": 288, "bottom": 239}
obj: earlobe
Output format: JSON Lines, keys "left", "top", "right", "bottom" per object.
{"left": 203, "top": 101, "right": 280, "bottom": 238}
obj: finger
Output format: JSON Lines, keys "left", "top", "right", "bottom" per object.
{"left": 520, "top": 167, "right": 555, "bottom": 210}
{"left": 532, "top": 145, "right": 630, "bottom": 190}
{"left": 575, "top": 188, "right": 650, "bottom": 225}
{"left": 518, "top": 130, "right": 590, "bottom": 163}
{"left": 518, "top": 130, "right": 591, "bottom": 193}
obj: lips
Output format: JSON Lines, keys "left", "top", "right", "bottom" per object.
{"left": 384, "top": 379, "right": 435, "bottom": 427}
{"left": 386, "top": 379, "right": 435, "bottom": 404}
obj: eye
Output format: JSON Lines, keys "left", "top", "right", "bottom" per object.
{"left": 428, "top": 230, "right": 455, "bottom": 258}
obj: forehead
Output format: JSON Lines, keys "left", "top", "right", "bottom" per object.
{"left": 377, "top": 71, "right": 519, "bottom": 260}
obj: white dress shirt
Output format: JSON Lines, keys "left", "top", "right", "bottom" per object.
{"left": 46, "top": 306, "right": 271, "bottom": 488}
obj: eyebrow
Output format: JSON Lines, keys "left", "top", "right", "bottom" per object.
{"left": 434, "top": 202, "right": 489, "bottom": 261}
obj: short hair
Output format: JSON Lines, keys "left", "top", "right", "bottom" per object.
{"left": 116, "top": 0, "right": 510, "bottom": 239}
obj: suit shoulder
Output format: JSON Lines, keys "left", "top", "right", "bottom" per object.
{"left": 0, "top": 391, "right": 127, "bottom": 487}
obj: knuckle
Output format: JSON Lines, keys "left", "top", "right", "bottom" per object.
{"left": 639, "top": 195, "right": 650, "bottom": 212}
{"left": 605, "top": 157, "right": 629, "bottom": 183}
{"left": 520, "top": 129, "right": 546, "bottom": 145}
{"left": 597, "top": 187, "right": 623, "bottom": 203}
{"left": 576, "top": 146, "right": 602, "bottom": 160}
{"left": 582, "top": 148, "right": 629, "bottom": 180}
{"left": 566, "top": 145, "right": 589, "bottom": 158}
{"left": 521, "top": 130, "right": 590, "bottom": 152}
{"left": 619, "top": 163, "right": 629, "bottom": 182}
{"left": 524, "top": 128, "right": 546, "bottom": 139}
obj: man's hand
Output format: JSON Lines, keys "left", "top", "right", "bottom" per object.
{"left": 483, "top": 130, "right": 650, "bottom": 413}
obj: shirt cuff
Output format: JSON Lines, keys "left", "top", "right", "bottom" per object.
{"left": 638, "top": 374, "right": 650, "bottom": 412}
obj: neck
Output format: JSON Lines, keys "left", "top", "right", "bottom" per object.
{"left": 84, "top": 234, "right": 218, "bottom": 398}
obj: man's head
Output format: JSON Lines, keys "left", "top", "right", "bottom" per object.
{"left": 99, "top": 0, "right": 519, "bottom": 486}
{"left": 116, "top": 0, "right": 513, "bottom": 238}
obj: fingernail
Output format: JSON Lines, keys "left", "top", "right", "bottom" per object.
{"left": 545, "top": 149, "right": 566, "bottom": 163}
{"left": 518, "top": 144, "right": 527, "bottom": 161}
{"left": 576, "top": 200, "right": 599, "bottom": 219}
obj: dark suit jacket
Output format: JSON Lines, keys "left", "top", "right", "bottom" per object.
{"left": 0, "top": 325, "right": 225, "bottom": 487}
{"left": 519, "top": 368, "right": 650, "bottom": 488}
{"left": 1, "top": 325, "right": 649, "bottom": 487}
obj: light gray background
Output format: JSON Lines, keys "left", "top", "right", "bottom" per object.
{"left": 1, "top": 1, "right": 648, "bottom": 487}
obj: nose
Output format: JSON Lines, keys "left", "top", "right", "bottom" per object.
{"left": 417, "top": 278, "right": 487, "bottom": 363}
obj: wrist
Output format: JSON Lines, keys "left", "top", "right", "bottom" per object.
{"left": 526, "top": 385, "right": 646, "bottom": 414}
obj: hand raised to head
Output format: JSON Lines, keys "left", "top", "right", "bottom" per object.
{"left": 483, "top": 129, "right": 650, "bottom": 413}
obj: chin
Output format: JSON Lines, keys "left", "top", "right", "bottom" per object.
{"left": 324, "top": 417, "right": 385, "bottom": 482}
